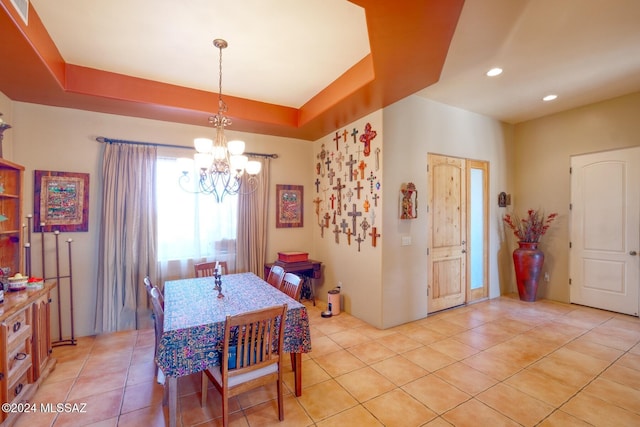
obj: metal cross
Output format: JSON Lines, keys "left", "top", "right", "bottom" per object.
{"left": 340, "top": 218, "right": 349, "bottom": 234}
{"left": 345, "top": 155, "right": 357, "bottom": 182}
{"left": 355, "top": 233, "right": 364, "bottom": 252}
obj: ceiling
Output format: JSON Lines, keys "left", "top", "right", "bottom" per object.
{"left": 1, "top": 0, "right": 640, "bottom": 141}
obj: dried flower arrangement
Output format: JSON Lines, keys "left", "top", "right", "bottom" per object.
{"left": 503, "top": 209, "right": 557, "bottom": 243}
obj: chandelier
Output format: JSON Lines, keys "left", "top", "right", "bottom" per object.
{"left": 179, "top": 39, "right": 261, "bottom": 202}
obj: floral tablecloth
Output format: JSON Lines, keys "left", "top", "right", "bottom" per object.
{"left": 155, "top": 272, "right": 312, "bottom": 377}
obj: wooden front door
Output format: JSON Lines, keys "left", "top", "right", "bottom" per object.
{"left": 428, "top": 154, "right": 467, "bottom": 312}
{"left": 570, "top": 147, "right": 640, "bottom": 316}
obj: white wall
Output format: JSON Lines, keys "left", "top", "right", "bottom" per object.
{"left": 10, "top": 101, "right": 312, "bottom": 338}
{"left": 311, "top": 111, "right": 384, "bottom": 327}
{"left": 380, "top": 95, "right": 513, "bottom": 328}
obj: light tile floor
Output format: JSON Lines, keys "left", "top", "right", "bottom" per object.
{"left": 15, "top": 295, "right": 640, "bottom": 426}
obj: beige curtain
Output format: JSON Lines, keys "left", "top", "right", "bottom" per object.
{"left": 236, "top": 158, "right": 270, "bottom": 275}
{"left": 95, "top": 143, "right": 157, "bottom": 333}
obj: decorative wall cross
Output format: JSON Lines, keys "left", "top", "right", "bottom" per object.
{"left": 323, "top": 212, "right": 331, "bottom": 228}
{"left": 375, "top": 147, "right": 381, "bottom": 171}
{"left": 333, "top": 178, "right": 346, "bottom": 215}
{"left": 329, "top": 193, "right": 336, "bottom": 209}
{"left": 335, "top": 151, "right": 344, "bottom": 170}
{"left": 358, "top": 160, "right": 367, "bottom": 179}
{"left": 314, "top": 178, "right": 320, "bottom": 192}
{"left": 340, "top": 218, "right": 349, "bottom": 234}
{"left": 348, "top": 203, "right": 362, "bottom": 231}
{"left": 369, "top": 209, "right": 376, "bottom": 226}
{"left": 346, "top": 228, "right": 352, "bottom": 245}
{"left": 333, "top": 132, "right": 341, "bottom": 150}
{"left": 324, "top": 156, "right": 332, "bottom": 175}
{"left": 345, "top": 188, "right": 354, "bottom": 202}
{"left": 369, "top": 227, "right": 381, "bottom": 247}
{"left": 354, "top": 181, "right": 364, "bottom": 199}
{"left": 319, "top": 144, "right": 327, "bottom": 176}
{"left": 351, "top": 128, "right": 359, "bottom": 144}
{"left": 372, "top": 193, "right": 379, "bottom": 207}
{"left": 367, "top": 171, "right": 377, "bottom": 193}
{"left": 359, "top": 122, "right": 377, "bottom": 156}
{"left": 312, "top": 197, "right": 322, "bottom": 218}
{"left": 345, "top": 155, "right": 357, "bottom": 182}
{"left": 355, "top": 233, "right": 364, "bottom": 252}
{"left": 363, "top": 196, "right": 370, "bottom": 213}
{"left": 360, "top": 217, "right": 370, "bottom": 235}
{"left": 327, "top": 168, "right": 335, "bottom": 185}
{"left": 342, "top": 129, "right": 348, "bottom": 141}
{"left": 333, "top": 224, "right": 341, "bottom": 244}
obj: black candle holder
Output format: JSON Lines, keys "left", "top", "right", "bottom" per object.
{"left": 214, "top": 270, "right": 224, "bottom": 298}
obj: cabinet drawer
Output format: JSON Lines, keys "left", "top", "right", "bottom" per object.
{"left": 3, "top": 307, "right": 31, "bottom": 346}
{"left": 8, "top": 369, "right": 31, "bottom": 404}
{"left": 7, "top": 340, "right": 31, "bottom": 380}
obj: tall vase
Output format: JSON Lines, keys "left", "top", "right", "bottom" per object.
{"left": 512, "top": 241, "right": 544, "bottom": 302}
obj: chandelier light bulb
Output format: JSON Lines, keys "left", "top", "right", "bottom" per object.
{"left": 194, "top": 137, "right": 213, "bottom": 153}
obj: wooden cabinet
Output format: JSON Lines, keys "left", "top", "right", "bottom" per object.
{"left": 0, "top": 159, "right": 24, "bottom": 278}
{"left": 0, "top": 283, "right": 56, "bottom": 425}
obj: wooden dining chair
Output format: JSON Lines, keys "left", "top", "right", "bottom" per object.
{"left": 194, "top": 261, "right": 228, "bottom": 277}
{"left": 266, "top": 265, "right": 285, "bottom": 289}
{"left": 145, "top": 278, "right": 168, "bottom": 403}
{"left": 201, "top": 304, "right": 288, "bottom": 427}
{"left": 280, "top": 272, "right": 303, "bottom": 301}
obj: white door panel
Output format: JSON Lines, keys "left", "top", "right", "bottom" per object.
{"left": 570, "top": 147, "right": 640, "bottom": 316}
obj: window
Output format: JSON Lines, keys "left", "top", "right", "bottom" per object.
{"left": 156, "top": 157, "right": 237, "bottom": 278}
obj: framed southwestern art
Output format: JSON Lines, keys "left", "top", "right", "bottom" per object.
{"left": 34, "top": 170, "right": 90, "bottom": 232}
{"left": 276, "top": 184, "right": 303, "bottom": 228}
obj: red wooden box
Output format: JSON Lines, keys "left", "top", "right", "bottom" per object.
{"left": 277, "top": 251, "right": 309, "bottom": 263}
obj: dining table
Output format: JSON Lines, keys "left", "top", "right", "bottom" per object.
{"left": 155, "top": 272, "right": 312, "bottom": 427}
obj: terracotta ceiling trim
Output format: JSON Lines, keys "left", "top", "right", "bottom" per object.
{"left": 0, "top": 0, "right": 465, "bottom": 141}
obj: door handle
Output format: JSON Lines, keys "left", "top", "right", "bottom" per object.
{"left": 631, "top": 250, "right": 638, "bottom": 256}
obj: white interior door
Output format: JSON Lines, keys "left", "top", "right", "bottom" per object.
{"left": 570, "top": 147, "right": 640, "bottom": 316}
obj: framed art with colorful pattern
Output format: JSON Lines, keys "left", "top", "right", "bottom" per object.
{"left": 34, "top": 170, "right": 90, "bottom": 232}
{"left": 276, "top": 184, "right": 303, "bottom": 228}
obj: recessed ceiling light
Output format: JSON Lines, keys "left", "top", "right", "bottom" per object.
{"left": 543, "top": 94, "right": 558, "bottom": 101}
{"left": 486, "top": 68, "right": 503, "bottom": 77}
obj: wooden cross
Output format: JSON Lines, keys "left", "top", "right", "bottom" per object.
{"left": 312, "top": 197, "right": 322, "bottom": 217}
{"left": 340, "top": 218, "right": 349, "bottom": 234}
{"left": 369, "top": 227, "right": 381, "bottom": 247}
{"left": 354, "top": 181, "right": 364, "bottom": 199}
{"left": 360, "top": 217, "right": 370, "bottom": 235}
{"left": 342, "top": 129, "right": 348, "bottom": 142}
{"left": 375, "top": 147, "right": 381, "bottom": 171}
{"left": 323, "top": 212, "right": 331, "bottom": 228}
{"left": 363, "top": 196, "right": 370, "bottom": 213}
{"left": 345, "top": 155, "right": 357, "bottom": 182}
{"left": 372, "top": 193, "right": 379, "bottom": 207}
{"left": 335, "top": 151, "right": 344, "bottom": 170}
{"left": 332, "top": 211, "right": 336, "bottom": 224}
{"left": 333, "top": 178, "right": 346, "bottom": 215}
{"left": 348, "top": 203, "right": 362, "bottom": 231}
{"left": 327, "top": 168, "right": 335, "bottom": 185}
{"left": 329, "top": 193, "right": 336, "bottom": 209}
{"left": 351, "top": 128, "right": 359, "bottom": 144}
{"left": 367, "top": 171, "right": 377, "bottom": 193}
{"left": 314, "top": 178, "right": 320, "bottom": 192}
{"left": 333, "top": 224, "right": 341, "bottom": 244}
{"left": 346, "top": 228, "right": 352, "bottom": 245}
{"left": 358, "top": 160, "right": 367, "bottom": 179}
{"left": 355, "top": 233, "right": 364, "bottom": 252}
{"left": 333, "top": 131, "right": 341, "bottom": 150}
{"left": 359, "top": 122, "right": 377, "bottom": 156}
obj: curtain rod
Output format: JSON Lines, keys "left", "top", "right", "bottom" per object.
{"left": 96, "top": 136, "right": 278, "bottom": 159}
